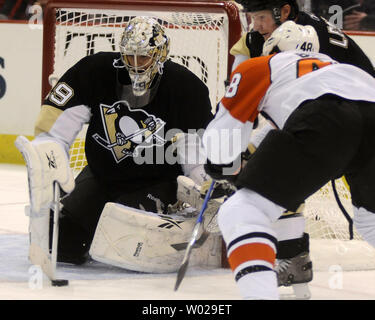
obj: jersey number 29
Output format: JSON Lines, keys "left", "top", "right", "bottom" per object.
{"left": 49, "top": 83, "right": 74, "bottom": 106}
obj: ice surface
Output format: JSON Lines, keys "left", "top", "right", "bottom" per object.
{"left": 1, "top": 163, "right": 375, "bottom": 301}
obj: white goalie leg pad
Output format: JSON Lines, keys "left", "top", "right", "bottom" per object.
{"left": 353, "top": 206, "right": 375, "bottom": 247}
{"left": 89, "top": 202, "right": 222, "bottom": 273}
{"left": 25, "top": 205, "right": 54, "bottom": 276}
{"left": 15, "top": 135, "right": 74, "bottom": 213}
{"left": 25, "top": 182, "right": 62, "bottom": 281}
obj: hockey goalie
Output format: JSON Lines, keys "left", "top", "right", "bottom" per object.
{"left": 15, "top": 16, "right": 228, "bottom": 278}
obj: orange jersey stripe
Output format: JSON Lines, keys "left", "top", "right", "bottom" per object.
{"left": 221, "top": 55, "right": 274, "bottom": 123}
{"left": 228, "top": 242, "right": 276, "bottom": 271}
{"left": 296, "top": 58, "right": 333, "bottom": 78}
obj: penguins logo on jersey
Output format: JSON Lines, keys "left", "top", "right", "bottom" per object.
{"left": 93, "top": 100, "right": 166, "bottom": 162}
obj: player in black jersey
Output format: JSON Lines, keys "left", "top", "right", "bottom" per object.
{"left": 16, "top": 16, "right": 214, "bottom": 267}
{"left": 232, "top": 0, "right": 375, "bottom": 76}
{"left": 226, "top": 0, "right": 374, "bottom": 298}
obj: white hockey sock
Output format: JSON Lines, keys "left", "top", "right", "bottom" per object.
{"left": 238, "top": 270, "right": 279, "bottom": 300}
{"left": 218, "top": 188, "right": 284, "bottom": 300}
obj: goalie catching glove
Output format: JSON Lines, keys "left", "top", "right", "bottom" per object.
{"left": 176, "top": 176, "right": 236, "bottom": 233}
{"left": 15, "top": 135, "right": 75, "bottom": 212}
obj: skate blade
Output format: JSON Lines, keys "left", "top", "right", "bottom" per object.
{"left": 279, "top": 283, "right": 311, "bottom": 300}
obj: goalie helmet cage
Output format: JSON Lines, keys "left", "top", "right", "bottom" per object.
{"left": 41, "top": 0, "right": 375, "bottom": 272}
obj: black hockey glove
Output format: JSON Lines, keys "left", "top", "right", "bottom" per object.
{"left": 204, "top": 158, "right": 241, "bottom": 184}
{"left": 247, "top": 31, "right": 265, "bottom": 58}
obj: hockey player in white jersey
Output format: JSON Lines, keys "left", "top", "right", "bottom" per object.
{"left": 203, "top": 22, "right": 375, "bottom": 299}
{"left": 232, "top": 0, "right": 374, "bottom": 296}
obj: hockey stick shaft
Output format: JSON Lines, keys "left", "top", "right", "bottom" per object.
{"left": 174, "top": 180, "right": 216, "bottom": 291}
{"left": 50, "top": 181, "right": 69, "bottom": 286}
{"left": 50, "top": 181, "right": 60, "bottom": 280}
{"left": 197, "top": 180, "right": 216, "bottom": 223}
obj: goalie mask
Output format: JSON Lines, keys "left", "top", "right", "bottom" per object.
{"left": 262, "top": 21, "right": 320, "bottom": 56}
{"left": 119, "top": 16, "right": 170, "bottom": 97}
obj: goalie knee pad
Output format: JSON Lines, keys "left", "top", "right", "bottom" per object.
{"left": 89, "top": 202, "right": 222, "bottom": 273}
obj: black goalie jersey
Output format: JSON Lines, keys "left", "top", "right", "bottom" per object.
{"left": 35, "top": 52, "right": 213, "bottom": 184}
{"left": 232, "top": 11, "right": 375, "bottom": 77}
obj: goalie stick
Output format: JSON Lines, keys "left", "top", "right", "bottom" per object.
{"left": 29, "top": 181, "right": 68, "bottom": 287}
{"left": 174, "top": 180, "right": 216, "bottom": 291}
{"left": 50, "top": 181, "right": 69, "bottom": 286}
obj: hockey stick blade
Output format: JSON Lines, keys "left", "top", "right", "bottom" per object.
{"left": 174, "top": 180, "right": 215, "bottom": 291}
{"left": 51, "top": 279, "right": 69, "bottom": 287}
{"left": 170, "top": 229, "right": 210, "bottom": 251}
{"left": 174, "top": 223, "right": 201, "bottom": 291}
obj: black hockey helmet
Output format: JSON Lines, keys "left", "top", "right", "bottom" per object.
{"left": 235, "top": 0, "right": 299, "bottom": 23}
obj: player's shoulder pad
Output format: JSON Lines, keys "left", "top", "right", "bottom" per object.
{"left": 230, "top": 32, "right": 250, "bottom": 57}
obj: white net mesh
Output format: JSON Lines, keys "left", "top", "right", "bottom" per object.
{"left": 51, "top": 8, "right": 230, "bottom": 175}
{"left": 305, "top": 178, "right": 354, "bottom": 240}
{"left": 305, "top": 179, "right": 375, "bottom": 270}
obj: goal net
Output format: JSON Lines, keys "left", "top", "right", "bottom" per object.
{"left": 305, "top": 178, "right": 375, "bottom": 271}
